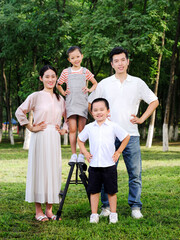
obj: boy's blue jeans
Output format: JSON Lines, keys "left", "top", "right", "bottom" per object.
{"left": 101, "top": 136, "right": 142, "bottom": 210}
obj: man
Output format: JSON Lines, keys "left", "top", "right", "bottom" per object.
{"left": 88, "top": 47, "right": 159, "bottom": 219}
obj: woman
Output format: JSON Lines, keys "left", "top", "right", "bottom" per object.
{"left": 15, "top": 65, "right": 68, "bottom": 221}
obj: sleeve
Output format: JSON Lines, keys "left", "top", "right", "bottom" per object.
{"left": 85, "top": 69, "right": 94, "bottom": 80}
{"left": 139, "top": 80, "right": 158, "bottom": 104}
{"left": 57, "top": 69, "right": 68, "bottom": 85}
{"left": 61, "top": 97, "right": 69, "bottom": 131}
{"left": 15, "top": 93, "right": 35, "bottom": 126}
{"left": 88, "top": 82, "right": 103, "bottom": 103}
{"left": 78, "top": 125, "right": 89, "bottom": 142}
{"left": 113, "top": 123, "right": 128, "bottom": 142}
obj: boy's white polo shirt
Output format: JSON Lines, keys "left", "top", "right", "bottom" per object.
{"left": 78, "top": 119, "right": 128, "bottom": 168}
{"left": 89, "top": 74, "right": 158, "bottom": 136}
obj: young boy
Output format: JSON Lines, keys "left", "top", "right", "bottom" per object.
{"left": 77, "top": 98, "right": 130, "bottom": 224}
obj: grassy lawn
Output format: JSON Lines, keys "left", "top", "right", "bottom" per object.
{"left": 0, "top": 139, "right": 180, "bottom": 240}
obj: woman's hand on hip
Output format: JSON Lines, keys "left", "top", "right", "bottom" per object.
{"left": 27, "top": 121, "right": 47, "bottom": 132}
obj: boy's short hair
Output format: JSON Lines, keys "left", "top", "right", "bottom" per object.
{"left": 110, "top": 47, "right": 129, "bottom": 62}
{"left": 91, "top": 98, "right": 109, "bottom": 111}
{"left": 67, "top": 46, "right": 82, "bottom": 56}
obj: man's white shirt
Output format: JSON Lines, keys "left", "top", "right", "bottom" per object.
{"left": 89, "top": 74, "right": 158, "bottom": 136}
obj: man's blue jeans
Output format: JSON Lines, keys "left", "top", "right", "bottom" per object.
{"left": 101, "top": 136, "right": 142, "bottom": 210}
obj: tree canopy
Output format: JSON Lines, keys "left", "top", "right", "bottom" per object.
{"left": 0, "top": 0, "right": 180, "bottom": 145}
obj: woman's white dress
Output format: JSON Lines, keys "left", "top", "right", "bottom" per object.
{"left": 15, "top": 91, "right": 68, "bottom": 203}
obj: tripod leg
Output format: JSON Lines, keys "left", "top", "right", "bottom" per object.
{"left": 78, "top": 163, "right": 90, "bottom": 203}
{"left": 56, "top": 163, "right": 75, "bottom": 220}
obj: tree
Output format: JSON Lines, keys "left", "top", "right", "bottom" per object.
{"left": 3, "top": 62, "right": 14, "bottom": 144}
{"left": 146, "top": 29, "right": 166, "bottom": 147}
{"left": 163, "top": 8, "right": 180, "bottom": 151}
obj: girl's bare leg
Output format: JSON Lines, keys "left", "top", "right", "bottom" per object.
{"left": 90, "top": 193, "right": 100, "bottom": 214}
{"left": 68, "top": 115, "right": 77, "bottom": 154}
{"left": 108, "top": 194, "right": 117, "bottom": 213}
{"left": 35, "top": 202, "right": 48, "bottom": 221}
{"left": 78, "top": 116, "right": 87, "bottom": 154}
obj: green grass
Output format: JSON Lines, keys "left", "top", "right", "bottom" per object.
{"left": 0, "top": 139, "right": 180, "bottom": 240}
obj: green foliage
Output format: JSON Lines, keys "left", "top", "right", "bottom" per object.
{"left": 0, "top": 0, "right": 179, "bottom": 131}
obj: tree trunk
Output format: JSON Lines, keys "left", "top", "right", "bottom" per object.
{"left": 23, "top": 111, "right": 33, "bottom": 150}
{"left": 163, "top": 8, "right": 180, "bottom": 151}
{"left": 174, "top": 83, "right": 180, "bottom": 141}
{"left": 3, "top": 63, "right": 14, "bottom": 145}
{"left": 89, "top": 57, "right": 95, "bottom": 74}
{"left": 168, "top": 77, "right": 177, "bottom": 141}
{"left": 173, "top": 46, "right": 180, "bottom": 141}
{"left": 94, "top": 58, "right": 104, "bottom": 78}
{"left": 63, "top": 133, "right": 68, "bottom": 145}
{"left": 142, "top": 125, "right": 146, "bottom": 140}
{"left": 146, "top": 30, "right": 165, "bottom": 148}
{"left": 23, "top": 47, "right": 37, "bottom": 149}
{"left": 16, "top": 62, "right": 23, "bottom": 138}
{"left": 143, "top": 0, "right": 148, "bottom": 14}
{"left": 0, "top": 59, "right": 3, "bottom": 142}
{"left": 174, "top": 125, "right": 179, "bottom": 141}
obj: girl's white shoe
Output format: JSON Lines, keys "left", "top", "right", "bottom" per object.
{"left": 90, "top": 214, "right": 99, "bottom": 223}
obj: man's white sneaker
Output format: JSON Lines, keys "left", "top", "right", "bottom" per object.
{"left": 69, "top": 154, "right": 77, "bottom": 163}
{"left": 90, "top": 214, "right": 99, "bottom": 223}
{"left": 109, "top": 212, "right": 118, "bottom": 224}
{"left": 99, "top": 207, "right": 110, "bottom": 217}
{"left": 131, "top": 209, "right": 143, "bottom": 219}
{"left": 77, "top": 153, "right": 85, "bottom": 163}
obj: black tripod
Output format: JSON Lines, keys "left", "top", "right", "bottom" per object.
{"left": 56, "top": 161, "right": 90, "bottom": 220}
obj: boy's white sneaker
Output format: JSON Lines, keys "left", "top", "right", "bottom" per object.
{"left": 90, "top": 214, "right": 99, "bottom": 223}
{"left": 99, "top": 207, "right": 111, "bottom": 217}
{"left": 109, "top": 212, "right": 118, "bottom": 224}
{"left": 77, "top": 153, "right": 85, "bottom": 163}
{"left": 131, "top": 209, "right": 143, "bottom": 219}
{"left": 69, "top": 154, "right": 77, "bottom": 163}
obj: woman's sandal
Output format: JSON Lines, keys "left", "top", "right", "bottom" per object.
{"left": 48, "top": 215, "right": 62, "bottom": 221}
{"left": 45, "top": 213, "right": 62, "bottom": 221}
{"left": 48, "top": 215, "right": 56, "bottom": 220}
{"left": 35, "top": 215, "right": 49, "bottom": 222}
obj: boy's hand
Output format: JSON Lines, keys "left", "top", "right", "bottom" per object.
{"left": 112, "top": 151, "right": 121, "bottom": 162}
{"left": 84, "top": 151, "right": 93, "bottom": 163}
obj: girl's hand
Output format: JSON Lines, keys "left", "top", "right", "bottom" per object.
{"left": 30, "top": 121, "right": 47, "bottom": 132}
{"left": 82, "top": 86, "right": 90, "bottom": 93}
{"left": 84, "top": 151, "right": 93, "bottom": 163}
{"left": 55, "top": 125, "right": 67, "bottom": 135}
{"left": 112, "top": 151, "right": 121, "bottom": 162}
{"left": 64, "top": 89, "right": 70, "bottom": 95}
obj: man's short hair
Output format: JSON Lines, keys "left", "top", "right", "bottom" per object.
{"left": 110, "top": 47, "right": 129, "bottom": 62}
{"left": 91, "top": 98, "right": 110, "bottom": 111}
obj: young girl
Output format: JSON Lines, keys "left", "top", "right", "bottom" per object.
{"left": 15, "top": 65, "right": 68, "bottom": 221}
{"left": 57, "top": 46, "right": 97, "bottom": 163}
